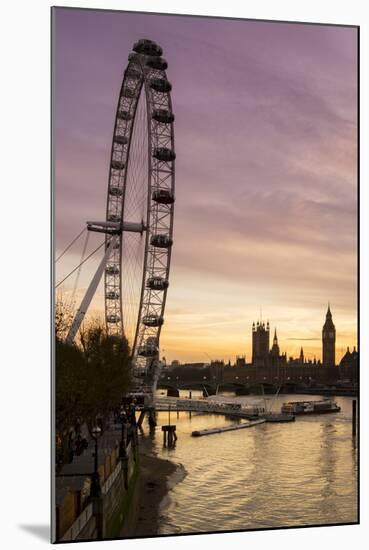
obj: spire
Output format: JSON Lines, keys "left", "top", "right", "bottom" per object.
{"left": 273, "top": 328, "right": 278, "bottom": 344}
{"left": 323, "top": 302, "right": 335, "bottom": 332}
{"left": 326, "top": 302, "right": 332, "bottom": 319}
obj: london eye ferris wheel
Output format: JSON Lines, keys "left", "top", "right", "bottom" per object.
{"left": 66, "top": 38, "right": 175, "bottom": 395}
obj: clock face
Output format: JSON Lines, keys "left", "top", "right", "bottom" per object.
{"left": 329, "top": 332, "right": 334, "bottom": 338}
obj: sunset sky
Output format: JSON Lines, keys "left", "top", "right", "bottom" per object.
{"left": 54, "top": 8, "right": 358, "bottom": 364}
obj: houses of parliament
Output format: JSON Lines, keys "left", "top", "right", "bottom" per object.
{"left": 250, "top": 304, "right": 357, "bottom": 370}
{"left": 163, "top": 304, "right": 357, "bottom": 388}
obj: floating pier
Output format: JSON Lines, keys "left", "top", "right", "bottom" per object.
{"left": 156, "top": 398, "right": 263, "bottom": 419}
{"left": 263, "top": 413, "right": 295, "bottom": 423}
{"left": 191, "top": 418, "right": 266, "bottom": 437}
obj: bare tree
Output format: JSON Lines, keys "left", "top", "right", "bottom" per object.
{"left": 55, "top": 290, "right": 75, "bottom": 342}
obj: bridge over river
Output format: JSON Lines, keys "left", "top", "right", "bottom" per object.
{"left": 157, "top": 361, "right": 357, "bottom": 397}
{"left": 157, "top": 380, "right": 357, "bottom": 397}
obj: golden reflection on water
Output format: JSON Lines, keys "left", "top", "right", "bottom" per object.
{"left": 145, "top": 394, "right": 357, "bottom": 534}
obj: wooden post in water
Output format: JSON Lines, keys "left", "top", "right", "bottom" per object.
{"left": 352, "top": 399, "right": 357, "bottom": 437}
{"left": 162, "top": 425, "right": 177, "bottom": 447}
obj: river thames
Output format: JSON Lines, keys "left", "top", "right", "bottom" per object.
{"left": 147, "top": 393, "right": 357, "bottom": 535}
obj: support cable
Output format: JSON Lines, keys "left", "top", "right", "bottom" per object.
{"left": 70, "top": 231, "right": 90, "bottom": 305}
{"left": 55, "top": 227, "right": 86, "bottom": 263}
{"left": 55, "top": 241, "right": 105, "bottom": 289}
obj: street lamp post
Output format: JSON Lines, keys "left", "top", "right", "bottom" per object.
{"left": 119, "top": 410, "right": 128, "bottom": 460}
{"left": 89, "top": 424, "right": 103, "bottom": 540}
{"left": 119, "top": 409, "right": 129, "bottom": 489}
{"left": 90, "top": 426, "right": 102, "bottom": 498}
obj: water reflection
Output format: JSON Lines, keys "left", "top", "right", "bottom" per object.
{"left": 143, "top": 393, "right": 358, "bottom": 534}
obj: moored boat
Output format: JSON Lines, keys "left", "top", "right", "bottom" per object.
{"left": 263, "top": 413, "right": 295, "bottom": 423}
{"left": 281, "top": 399, "right": 341, "bottom": 415}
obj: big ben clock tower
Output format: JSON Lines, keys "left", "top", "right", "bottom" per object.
{"left": 322, "top": 304, "right": 336, "bottom": 367}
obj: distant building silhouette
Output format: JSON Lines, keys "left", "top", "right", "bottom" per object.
{"left": 252, "top": 320, "right": 270, "bottom": 366}
{"left": 162, "top": 305, "right": 358, "bottom": 387}
{"left": 252, "top": 322, "right": 291, "bottom": 367}
{"left": 236, "top": 356, "right": 246, "bottom": 367}
{"left": 339, "top": 346, "right": 358, "bottom": 372}
{"left": 270, "top": 329, "right": 280, "bottom": 358}
{"left": 322, "top": 304, "right": 336, "bottom": 367}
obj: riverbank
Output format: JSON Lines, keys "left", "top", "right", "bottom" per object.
{"left": 127, "top": 436, "right": 184, "bottom": 537}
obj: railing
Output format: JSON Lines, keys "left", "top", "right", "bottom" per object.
{"left": 60, "top": 442, "right": 134, "bottom": 541}
{"left": 60, "top": 502, "right": 93, "bottom": 542}
{"left": 102, "top": 460, "right": 122, "bottom": 495}
{"left": 102, "top": 440, "right": 134, "bottom": 495}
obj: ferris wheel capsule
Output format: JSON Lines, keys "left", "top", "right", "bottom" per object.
{"left": 143, "top": 314, "right": 164, "bottom": 327}
{"left": 107, "top": 314, "right": 120, "bottom": 323}
{"left": 152, "top": 109, "right": 175, "bottom": 123}
{"left": 126, "top": 67, "right": 141, "bottom": 80}
{"left": 147, "top": 277, "right": 169, "bottom": 290}
{"left": 150, "top": 234, "right": 173, "bottom": 248}
{"left": 138, "top": 342, "right": 158, "bottom": 357}
{"left": 146, "top": 57, "right": 168, "bottom": 71}
{"left": 114, "top": 135, "right": 129, "bottom": 145}
{"left": 109, "top": 186, "right": 123, "bottom": 196}
{"left": 106, "top": 290, "right": 120, "bottom": 299}
{"left": 111, "top": 160, "right": 125, "bottom": 170}
{"left": 106, "top": 265, "right": 119, "bottom": 275}
{"left": 152, "top": 189, "right": 175, "bottom": 204}
{"left": 153, "top": 147, "right": 176, "bottom": 162}
{"left": 117, "top": 110, "right": 132, "bottom": 121}
{"left": 133, "top": 38, "right": 162, "bottom": 56}
{"left": 150, "top": 78, "right": 172, "bottom": 93}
